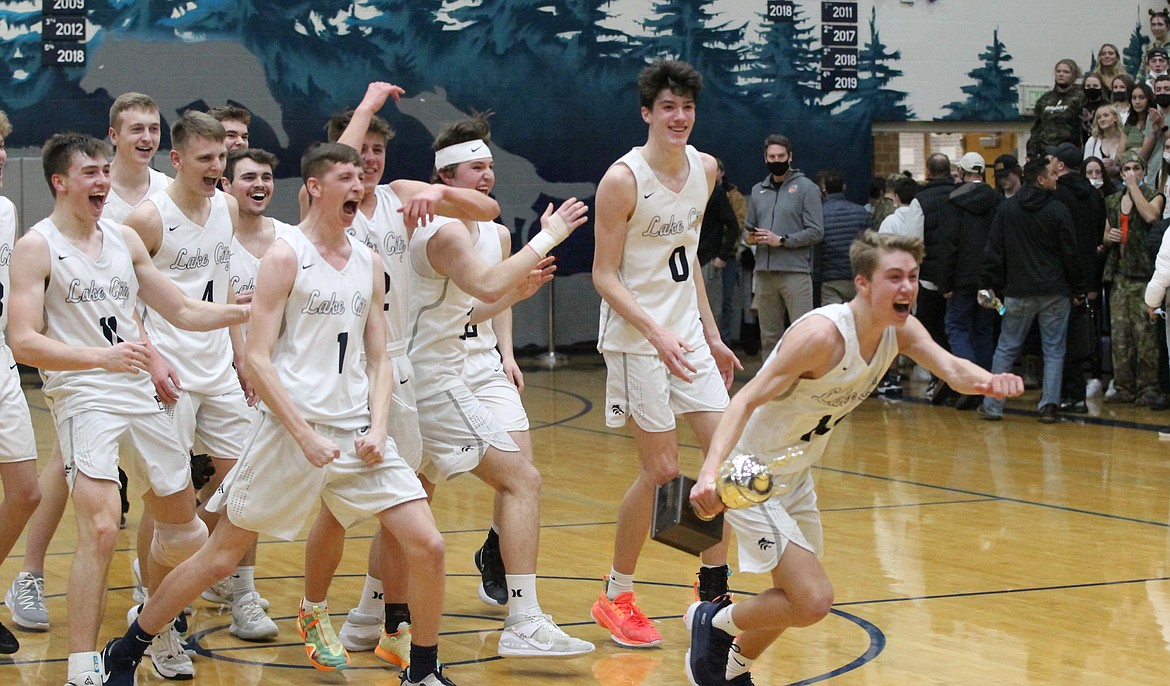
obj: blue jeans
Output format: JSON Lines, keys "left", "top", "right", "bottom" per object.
{"left": 945, "top": 290, "right": 997, "bottom": 371}
{"left": 982, "top": 295, "right": 1071, "bottom": 415}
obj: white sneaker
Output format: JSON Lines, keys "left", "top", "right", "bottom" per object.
{"left": 148, "top": 625, "right": 195, "bottom": 680}
{"left": 64, "top": 669, "right": 103, "bottom": 686}
{"left": 338, "top": 608, "right": 382, "bottom": 652}
{"left": 229, "top": 592, "right": 278, "bottom": 641}
{"left": 200, "top": 577, "right": 232, "bottom": 606}
{"left": 131, "top": 559, "right": 147, "bottom": 604}
{"left": 498, "top": 612, "right": 595, "bottom": 658}
{"left": 6, "top": 572, "right": 49, "bottom": 630}
{"left": 1086, "top": 378, "right": 1104, "bottom": 398}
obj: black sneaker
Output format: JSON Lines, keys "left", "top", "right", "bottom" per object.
{"left": 473, "top": 539, "right": 508, "bottom": 607}
{"left": 695, "top": 565, "right": 730, "bottom": 602}
{"left": 1038, "top": 403, "right": 1059, "bottom": 424}
{"left": 101, "top": 637, "right": 142, "bottom": 686}
{"left": 875, "top": 376, "right": 902, "bottom": 399}
{"left": 0, "top": 620, "right": 18, "bottom": 654}
{"left": 400, "top": 664, "right": 457, "bottom": 685}
{"left": 684, "top": 596, "right": 735, "bottom": 686}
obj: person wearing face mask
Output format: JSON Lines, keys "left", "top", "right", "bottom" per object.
{"left": 1110, "top": 74, "right": 1135, "bottom": 123}
{"left": 1102, "top": 150, "right": 1165, "bottom": 406}
{"left": 744, "top": 133, "right": 824, "bottom": 357}
{"left": 1141, "top": 10, "right": 1170, "bottom": 81}
{"left": 1028, "top": 59, "right": 1085, "bottom": 158}
{"left": 1080, "top": 73, "right": 1106, "bottom": 146}
{"left": 1082, "top": 156, "right": 1113, "bottom": 198}
{"left": 1144, "top": 75, "right": 1170, "bottom": 188}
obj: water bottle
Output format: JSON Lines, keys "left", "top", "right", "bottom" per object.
{"left": 977, "top": 289, "right": 1005, "bottom": 315}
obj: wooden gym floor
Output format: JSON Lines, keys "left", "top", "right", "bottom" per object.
{"left": 3, "top": 354, "right": 1170, "bottom": 685}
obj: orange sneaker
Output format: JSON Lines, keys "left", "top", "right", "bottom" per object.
{"left": 374, "top": 622, "right": 410, "bottom": 668}
{"left": 591, "top": 591, "right": 662, "bottom": 648}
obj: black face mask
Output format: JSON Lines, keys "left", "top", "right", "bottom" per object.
{"left": 767, "top": 160, "right": 790, "bottom": 177}
{"left": 1157, "top": 94, "right": 1170, "bottom": 109}
{"left": 1113, "top": 91, "right": 1130, "bottom": 103}
{"left": 1084, "top": 87, "right": 1103, "bottom": 102}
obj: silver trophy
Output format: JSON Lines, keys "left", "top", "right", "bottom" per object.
{"left": 696, "top": 447, "right": 805, "bottom": 519}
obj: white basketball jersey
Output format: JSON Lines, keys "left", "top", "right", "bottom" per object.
{"left": 0, "top": 196, "right": 16, "bottom": 346}
{"left": 598, "top": 146, "right": 707, "bottom": 355}
{"left": 264, "top": 227, "right": 373, "bottom": 430}
{"left": 103, "top": 167, "right": 170, "bottom": 223}
{"left": 230, "top": 219, "right": 293, "bottom": 298}
{"left": 32, "top": 218, "right": 163, "bottom": 419}
{"left": 736, "top": 304, "right": 899, "bottom": 475}
{"left": 349, "top": 185, "right": 411, "bottom": 357}
{"left": 464, "top": 221, "right": 504, "bottom": 354}
{"left": 406, "top": 217, "right": 475, "bottom": 400}
{"left": 141, "top": 191, "right": 235, "bottom": 394}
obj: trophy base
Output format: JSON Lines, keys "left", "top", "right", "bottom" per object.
{"left": 651, "top": 475, "right": 724, "bottom": 556}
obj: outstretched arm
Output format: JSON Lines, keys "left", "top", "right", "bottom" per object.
{"left": 897, "top": 315, "right": 1022, "bottom": 399}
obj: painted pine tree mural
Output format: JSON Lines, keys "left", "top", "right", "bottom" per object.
{"left": 940, "top": 29, "right": 1022, "bottom": 121}
{"left": 835, "top": 7, "right": 913, "bottom": 121}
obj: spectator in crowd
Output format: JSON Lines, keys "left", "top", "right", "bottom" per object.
{"left": 1146, "top": 48, "right": 1170, "bottom": 89}
{"left": 916, "top": 153, "right": 959, "bottom": 402}
{"left": 1082, "top": 156, "right": 1109, "bottom": 196}
{"left": 1124, "top": 83, "right": 1157, "bottom": 162}
{"left": 870, "top": 173, "right": 900, "bottom": 231}
{"left": 939, "top": 152, "right": 1003, "bottom": 409}
{"left": 1029, "top": 59, "right": 1085, "bottom": 158}
{"left": 1080, "top": 73, "right": 1107, "bottom": 146}
{"left": 699, "top": 159, "right": 743, "bottom": 343}
{"left": 1094, "top": 43, "right": 1126, "bottom": 87}
{"left": 1142, "top": 11, "right": 1170, "bottom": 81}
{"left": 995, "top": 154, "right": 1023, "bottom": 198}
{"left": 979, "top": 157, "right": 1086, "bottom": 423}
{"left": 1102, "top": 149, "right": 1165, "bottom": 405}
{"left": 1146, "top": 75, "right": 1170, "bottom": 186}
{"left": 1111, "top": 73, "right": 1135, "bottom": 122}
{"left": 865, "top": 176, "right": 885, "bottom": 216}
{"left": 1047, "top": 143, "right": 1106, "bottom": 413}
{"left": 817, "top": 170, "right": 870, "bottom": 306}
{"left": 1084, "top": 103, "right": 1126, "bottom": 161}
{"left": 745, "top": 134, "right": 824, "bottom": 357}
{"left": 878, "top": 177, "right": 921, "bottom": 238}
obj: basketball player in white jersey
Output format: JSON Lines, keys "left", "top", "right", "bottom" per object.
{"left": 0, "top": 110, "right": 42, "bottom": 656}
{"left": 222, "top": 147, "right": 289, "bottom": 313}
{"left": 102, "top": 143, "right": 453, "bottom": 685}
{"left": 123, "top": 111, "right": 277, "bottom": 649}
{"left": 297, "top": 82, "right": 501, "bottom": 666}
{"left": 404, "top": 120, "right": 594, "bottom": 660}
{"left": 207, "top": 104, "right": 250, "bottom": 152}
{"left": 5, "top": 133, "right": 248, "bottom": 686}
{"left": 684, "top": 232, "right": 1024, "bottom": 686}
{"left": 591, "top": 59, "right": 741, "bottom": 649}
{"left": 6, "top": 93, "right": 173, "bottom": 633}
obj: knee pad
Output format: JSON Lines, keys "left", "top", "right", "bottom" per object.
{"left": 151, "top": 517, "right": 209, "bottom": 568}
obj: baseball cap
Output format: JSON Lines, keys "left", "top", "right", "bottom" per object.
{"left": 993, "top": 154, "right": 1020, "bottom": 178}
{"left": 1044, "top": 142, "right": 1082, "bottom": 169}
{"left": 957, "top": 152, "right": 986, "bottom": 174}
{"left": 1151, "top": 47, "right": 1169, "bottom": 61}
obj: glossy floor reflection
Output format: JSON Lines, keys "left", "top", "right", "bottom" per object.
{"left": 3, "top": 358, "right": 1170, "bottom": 684}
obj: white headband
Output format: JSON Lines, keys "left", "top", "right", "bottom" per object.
{"left": 434, "top": 139, "right": 492, "bottom": 170}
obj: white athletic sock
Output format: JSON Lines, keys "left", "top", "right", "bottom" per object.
{"left": 712, "top": 605, "right": 741, "bottom": 634}
{"left": 231, "top": 566, "right": 256, "bottom": 603}
{"left": 68, "top": 652, "right": 101, "bottom": 678}
{"left": 726, "top": 642, "right": 755, "bottom": 680}
{"left": 606, "top": 568, "right": 635, "bottom": 600}
{"left": 301, "top": 597, "right": 327, "bottom": 614}
{"left": 355, "top": 574, "right": 385, "bottom": 617}
{"left": 505, "top": 574, "right": 540, "bottom": 617}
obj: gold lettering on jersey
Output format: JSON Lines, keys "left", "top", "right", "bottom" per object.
{"left": 170, "top": 247, "right": 211, "bottom": 271}
{"left": 811, "top": 386, "right": 872, "bottom": 408}
{"left": 301, "top": 289, "right": 346, "bottom": 315}
{"left": 108, "top": 277, "right": 131, "bottom": 302}
{"left": 352, "top": 291, "right": 369, "bottom": 316}
{"left": 213, "top": 242, "right": 231, "bottom": 271}
{"left": 641, "top": 208, "right": 702, "bottom": 237}
{"left": 65, "top": 278, "right": 107, "bottom": 302}
{"left": 382, "top": 231, "right": 406, "bottom": 261}
{"left": 0, "top": 243, "right": 11, "bottom": 266}
{"left": 230, "top": 274, "right": 255, "bottom": 295}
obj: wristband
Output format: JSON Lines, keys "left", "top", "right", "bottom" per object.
{"left": 527, "top": 231, "right": 558, "bottom": 257}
